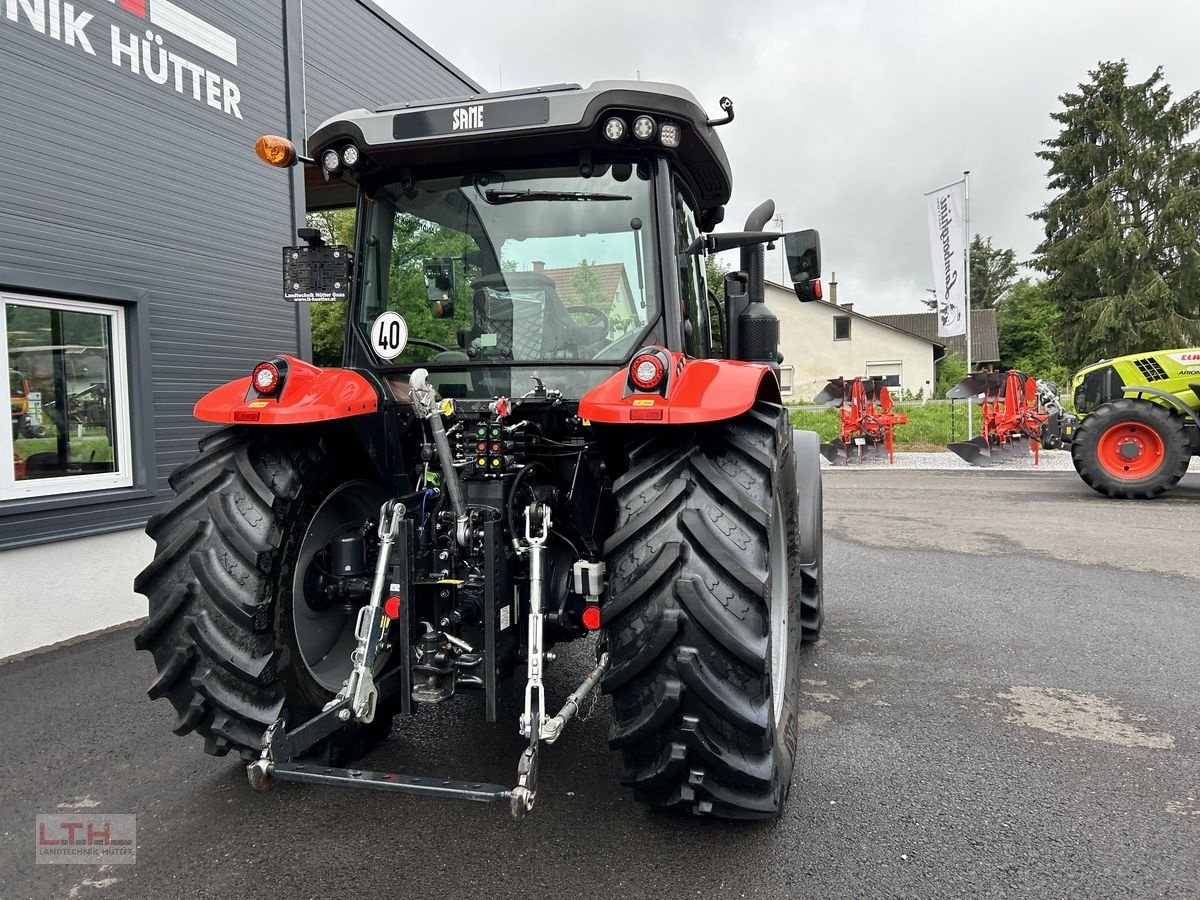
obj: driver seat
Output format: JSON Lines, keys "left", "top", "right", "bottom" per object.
{"left": 468, "top": 272, "right": 577, "bottom": 359}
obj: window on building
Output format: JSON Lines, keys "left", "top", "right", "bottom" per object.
{"left": 833, "top": 315, "right": 851, "bottom": 340}
{"left": 2, "top": 293, "right": 133, "bottom": 499}
{"left": 778, "top": 365, "right": 794, "bottom": 395}
{"left": 866, "top": 362, "right": 903, "bottom": 395}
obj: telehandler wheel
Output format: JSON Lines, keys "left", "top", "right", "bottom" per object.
{"left": 1071, "top": 399, "right": 1191, "bottom": 499}
{"left": 134, "top": 426, "right": 392, "bottom": 763}
{"left": 602, "top": 401, "right": 808, "bottom": 819}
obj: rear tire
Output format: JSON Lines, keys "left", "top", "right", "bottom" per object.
{"left": 134, "top": 426, "right": 392, "bottom": 763}
{"left": 1071, "top": 399, "right": 1190, "bottom": 499}
{"left": 602, "top": 402, "right": 807, "bottom": 819}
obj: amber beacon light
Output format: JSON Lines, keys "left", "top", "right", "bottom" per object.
{"left": 255, "top": 134, "right": 297, "bottom": 168}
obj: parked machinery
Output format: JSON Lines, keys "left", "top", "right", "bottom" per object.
{"left": 946, "top": 370, "right": 1059, "bottom": 466}
{"left": 135, "top": 81, "right": 829, "bottom": 820}
{"left": 814, "top": 375, "right": 907, "bottom": 464}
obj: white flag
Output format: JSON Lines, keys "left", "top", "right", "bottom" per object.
{"left": 925, "top": 180, "right": 968, "bottom": 338}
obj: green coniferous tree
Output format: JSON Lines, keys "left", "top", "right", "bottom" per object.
{"left": 1032, "top": 61, "right": 1200, "bottom": 368}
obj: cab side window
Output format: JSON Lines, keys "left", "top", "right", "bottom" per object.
{"left": 674, "top": 183, "right": 710, "bottom": 358}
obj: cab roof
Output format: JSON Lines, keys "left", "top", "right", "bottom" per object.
{"left": 304, "top": 80, "right": 733, "bottom": 216}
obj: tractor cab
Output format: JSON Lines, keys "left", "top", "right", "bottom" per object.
{"left": 259, "top": 81, "right": 821, "bottom": 402}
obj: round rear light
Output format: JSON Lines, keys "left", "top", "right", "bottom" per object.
{"left": 630, "top": 353, "right": 665, "bottom": 390}
{"left": 602, "top": 117, "right": 626, "bottom": 142}
{"left": 321, "top": 148, "right": 341, "bottom": 172}
{"left": 341, "top": 144, "right": 361, "bottom": 167}
{"left": 252, "top": 362, "right": 280, "bottom": 394}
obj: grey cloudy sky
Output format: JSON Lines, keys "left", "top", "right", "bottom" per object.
{"left": 379, "top": 0, "right": 1200, "bottom": 314}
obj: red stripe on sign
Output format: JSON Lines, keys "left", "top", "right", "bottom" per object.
{"left": 120, "top": 0, "right": 148, "bottom": 16}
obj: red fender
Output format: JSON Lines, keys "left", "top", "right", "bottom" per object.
{"left": 579, "top": 349, "right": 781, "bottom": 425}
{"left": 194, "top": 355, "right": 379, "bottom": 425}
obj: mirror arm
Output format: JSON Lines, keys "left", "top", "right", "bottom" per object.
{"left": 687, "top": 231, "right": 782, "bottom": 255}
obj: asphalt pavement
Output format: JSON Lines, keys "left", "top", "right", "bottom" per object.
{"left": 1, "top": 471, "right": 1198, "bottom": 899}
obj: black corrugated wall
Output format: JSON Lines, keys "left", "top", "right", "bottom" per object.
{"left": 0, "top": 0, "right": 479, "bottom": 549}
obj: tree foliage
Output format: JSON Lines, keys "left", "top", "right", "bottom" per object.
{"left": 996, "top": 278, "right": 1069, "bottom": 384}
{"left": 306, "top": 209, "right": 354, "bottom": 366}
{"left": 572, "top": 259, "right": 607, "bottom": 307}
{"left": 704, "top": 254, "right": 731, "bottom": 300}
{"left": 934, "top": 352, "right": 967, "bottom": 398}
{"left": 968, "top": 235, "right": 1018, "bottom": 309}
{"left": 1032, "top": 60, "right": 1200, "bottom": 368}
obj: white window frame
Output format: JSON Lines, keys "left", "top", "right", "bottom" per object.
{"left": 833, "top": 315, "right": 851, "bottom": 341}
{"left": 778, "top": 364, "right": 795, "bottom": 396}
{"left": 1, "top": 292, "right": 134, "bottom": 499}
{"left": 866, "top": 360, "right": 903, "bottom": 394}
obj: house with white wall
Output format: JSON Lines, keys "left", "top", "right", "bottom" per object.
{"left": 765, "top": 281, "right": 944, "bottom": 402}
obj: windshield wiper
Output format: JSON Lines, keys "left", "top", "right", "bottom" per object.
{"left": 483, "top": 189, "right": 632, "bottom": 204}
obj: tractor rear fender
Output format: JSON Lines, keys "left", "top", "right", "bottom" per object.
{"left": 193, "top": 354, "right": 380, "bottom": 425}
{"left": 579, "top": 352, "right": 781, "bottom": 425}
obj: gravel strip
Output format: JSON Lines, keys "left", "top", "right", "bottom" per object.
{"left": 821, "top": 449, "right": 1200, "bottom": 472}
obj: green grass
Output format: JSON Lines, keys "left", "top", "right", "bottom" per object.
{"left": 788, "top": 402, "right": 977, "bottom": 446}
{"left": 13, "top": 434, "right": 114, "bottom": 464}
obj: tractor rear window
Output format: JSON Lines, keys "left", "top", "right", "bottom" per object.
{"left": 354, "top": 161, "right": 659, "bottom": 378}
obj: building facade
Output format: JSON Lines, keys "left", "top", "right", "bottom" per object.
{"left": 0, "top": 0, "right": 478, "bottom": 656}
{"left": 766, "top": 282, "right": 944, "bottom": 403}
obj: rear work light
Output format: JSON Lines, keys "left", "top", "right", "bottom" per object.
{"left": 602, "top": 117, "right": 626, "bottom": 142}
{"left": 630, "top": 353, "right": 665, "bottom": 390}
{"left": 252, "top": 362, "right": 280, "bottom": 394}
{"left": 632, "top": 115, "right": 656, "bottom": 141}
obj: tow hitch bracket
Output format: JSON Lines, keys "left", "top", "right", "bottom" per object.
{"left": 246, "top": 498, "right": 609, "bottom": 819}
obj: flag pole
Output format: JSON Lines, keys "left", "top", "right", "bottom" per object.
{"left": 963, "top": 169, "right": 973, "bottom": 440}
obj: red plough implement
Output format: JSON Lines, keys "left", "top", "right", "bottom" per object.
{"left": 814, "top": 376, "right": 908, "bottom": 464}
{"left": 946, "top": 370, "right": 1051, "bottom": 466}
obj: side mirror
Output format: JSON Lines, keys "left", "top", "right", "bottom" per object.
{"left": 424, "top": 257, "right": 457, "bottom": 299}
{"left": 793, "top": 279, "right": 823, "bottom": 302}
{"left": 784, "top": 229, "right": 821, "bottom": 282}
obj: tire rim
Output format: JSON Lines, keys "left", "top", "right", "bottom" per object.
{"left": 292, "top": 480, "right": 388, "bottom": 693}
{"left": 769, "top": 494, "right": 789, "bottom": 726}
{"left": 1097, "top": 422, "right": 1164, "bottom": 479}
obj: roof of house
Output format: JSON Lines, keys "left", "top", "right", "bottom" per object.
{"left": 537, "top": 263, "right": 634, "bottom": 312}
{"left": 764, "top": 281, "right": 945, "bottom": 349}
{"left": 870, "top": 310, "right": 1000, "bottom": 363}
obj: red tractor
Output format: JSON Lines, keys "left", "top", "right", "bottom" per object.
{"left": 135, "top": 83, "right": 826, "bottom": 819}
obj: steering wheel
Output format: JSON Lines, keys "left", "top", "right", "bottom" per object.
{"left": 564, "top": 305, "right": 610, "bottom": 346}
{"left": 406, "top": 338, "right": 452, "bottom": 353}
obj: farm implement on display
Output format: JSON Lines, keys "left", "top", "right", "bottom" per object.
{"left": 945, "top": 369, "right": 1063, "bottom": 466}
{"left": 814, "top": 375, "right": 907, "bottom": 464}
